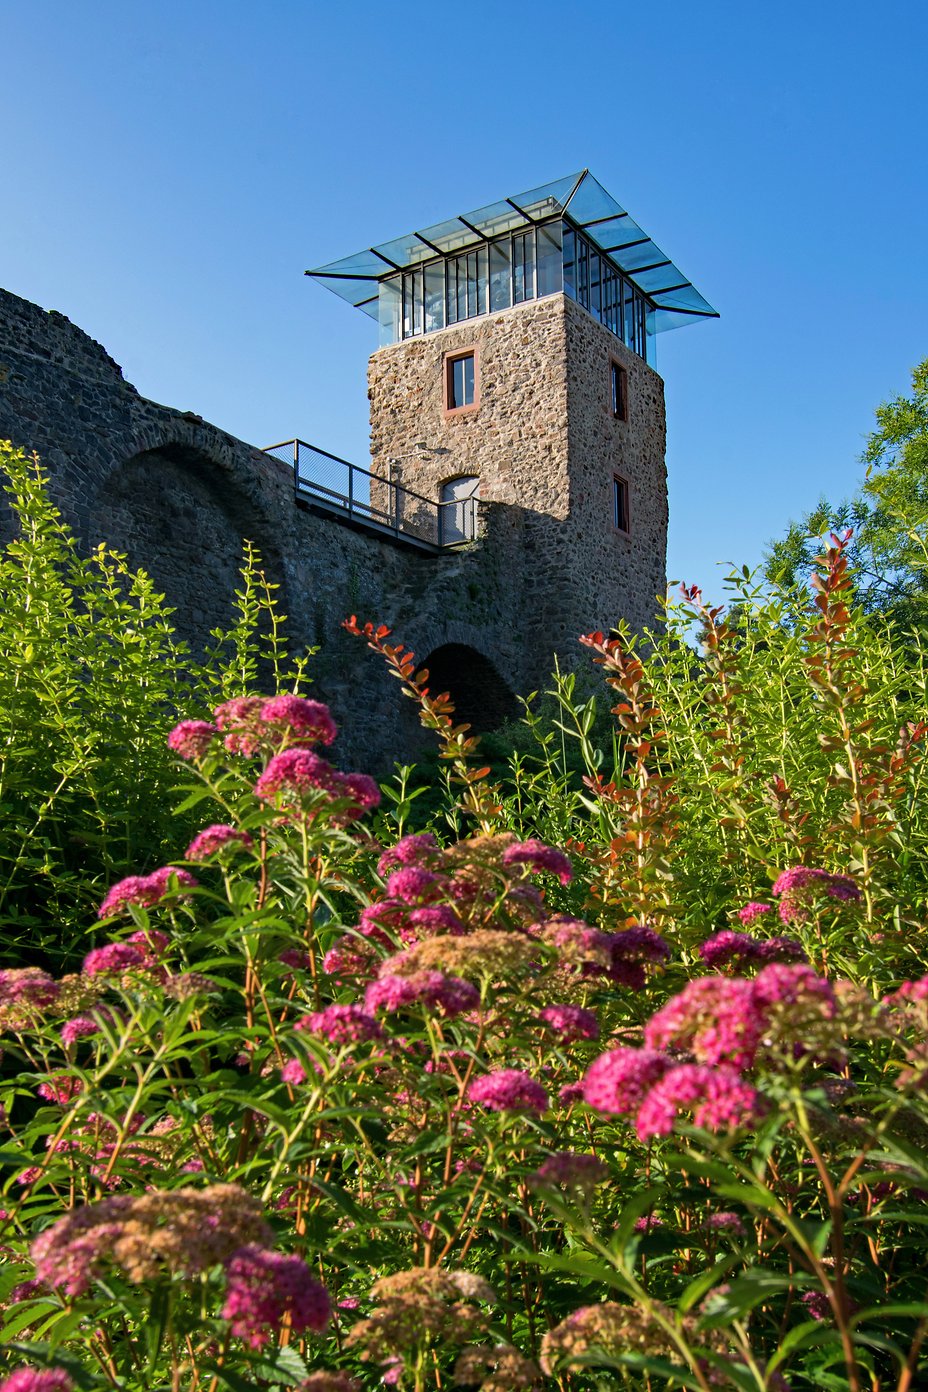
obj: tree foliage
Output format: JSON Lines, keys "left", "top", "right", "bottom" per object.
{"left": 765, "top": 358, "right": 928, "bottom": 628}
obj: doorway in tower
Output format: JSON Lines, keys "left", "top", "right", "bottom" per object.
{"left": 417, "top": 643, "right": 518, "bottom": 733}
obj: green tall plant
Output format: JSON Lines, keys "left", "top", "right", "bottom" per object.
{"left": 0, "top": 442, "right": 308, "bottom": 967}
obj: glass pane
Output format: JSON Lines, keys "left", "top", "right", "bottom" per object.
{"left": 577, "top": 235, "right": 589, "bottom": 309}
{"left": 489, "top": 237, "right": 511, "bottom": 311}
{"left": 456, "top": 254, "right": 466, "bottom": 323}
{"left": 378, "top": 276, "right": 402, "bottom": 346}
{"left": 623, "top": 282, "right": 635, "bottom": 347}
{"left": 449, "top": 355, "right": 475, "bottom": 409}
{"left": 425, "top": 262, "right": 444, "bottom": 333}
{"left": 462, "top": 354, "right": 475, "bottom": 404}
{"left": 562, "top": 225, "right": 576, "bottom": 300}
{"left": 536, "top": 221, "right": 562, "bottom": 296}
{"left": 590, "top": 252, "right": 602, "bottom": 320}
{"left": 477, "top": 245, "right": 488, "bottom": 316}
{"left": 466, "top": 251, "right": 478, "bottom": 319}
{"left": 512, "top": 230, "right": 535, "bottom": 304}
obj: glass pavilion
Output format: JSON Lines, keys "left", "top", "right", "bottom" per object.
{"left": 305, "top": 171, "right": 718, "bottom": 365}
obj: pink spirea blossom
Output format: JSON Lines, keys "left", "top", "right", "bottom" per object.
{"left": 0, "top": 968, "right": 60, "bottom": 1008}
{"left": 772, "top": 866, "right": 860, "bottom": 900}
{"left": 214, "top": 697, "right": 266, "bottom": 756}
{"left": 558, "top": 1081, "right": 585, "bottom": 1105}
{"left": 801, "top": 1292, "right": 832, "bottom": 1321}
{"left": 644, "top": 976, "right": 762, "bottom": 1070}
{"left": 186, "top": 824, "right": 254, "bottom": 861}
{"left": 700, "top": 931, "right": 762, "bottom": 969}
{"left": 82, "top": 942, "right": 146, "bottom": 977}
{"left": 37, "top": 1074, "right": 82, "bottom": 1105}
{"left": 751, "top": 961, "right": 836, "bottom": 1014}
{"left": 704, "top": 1212, "right": 747, "bottom": 1237}
{"left": 377, "top": 833, "right": 440, "bottom": 874}
{"left": 167, "top": 720, "right": 217, "bottom": 761}
{"left": 886, "top": 976, "right": 928, "bottom": 1005}
{"left": 538, "top": 1004, "right": 599, "bottom": 1042}
{"left": 468, "top": 1069, "right": 548, "bottom": 1114}
{"left": 281, "top": 1059, "right": 308, "bottom": 1086}
{"left": 633, "top": 1215, "right": 664, "bottom": 1232}
{"left": 97, "top": 867, "right": 197, "bottom": 920}
{"left": 60, "top": 1015, "right": 101, "bottom": 1046}
{"left": 127, "top": 928, "right": 170, "bottom": 964}
{"left": 296, "top": 1004, "right": 382, "bottom": 1045}
{"left": 582, "top": 1047, "right": 671, "bottom": 1116}
{"left": 279, "top": 948, "right": 313, "bottom": 972}
{"left": 757, "top": 936, "right": 806, "bottom": 962}
{"left": 0, "top": 1369, "right": 74, "bottom": 1392}
{"left": 738, "top": 901, "right": 773, "bottom": 925}
{"left": 634, "top": 1063, "right": 764, "bottom": 1141}
{"left": 322, "top": 939, "right": 379, "bottom": 981}
{"left": 254, "top": 749, "right": 336, "bottom": 801}
{"left": 386, "top": 867, "right": 441, "bottom": 905}
{"left": 222, "top": 1245, "right": 331, "bottom": 1349}
{"left": 336, "top": 772, "right": 381, "bottom": 815}
{"left": 259, "top": 695, "right": 337, "bottom": 746}
{"left": 772, "top": 866, "right": 861, "bottom": 925}
{"left": 530, "top": 1152, "right": 608, "bottom": 1189}
{"left": 365, "top": 971, "right": 478, "bottom": 1017}
{"left": 609, "top": 925, "right": 671, "bottom": 963}
{"left": 407, "top": 905, "right": 463, "bottom": 936}
{"left": 501, "top": 838, "right": 572, "bottom": 885}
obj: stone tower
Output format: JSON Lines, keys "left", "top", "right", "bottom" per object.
{"left": 308, "top": 171, "right": 718, "bottom": 689}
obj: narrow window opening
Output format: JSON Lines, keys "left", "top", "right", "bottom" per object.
{"left": 613, "top": 475, "right": 630, "bottom": 534}
{"left": 611, "top": 361, "right": 628, "bottom": 421}
{"left": 444, "top": 349, "right": 478, "bottom": 413}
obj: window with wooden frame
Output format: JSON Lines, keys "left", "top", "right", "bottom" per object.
{"left": 611, "top": 359, "right": 628, "bottom": 422}
{"left": 444, "top": 348, "right": 479, "bottom": 414}
{"left": 613, "top": 474, "right": 630, "bottom": 534}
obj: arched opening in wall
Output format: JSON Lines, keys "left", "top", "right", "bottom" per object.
{"left": 439, "top": 476, "right": 479, "bottom": 544}
{"left": 94, "top": 444, "right": 281, "bottom": 655}
{"left": 418, "top": 644, "right": 518, "bottom": 734}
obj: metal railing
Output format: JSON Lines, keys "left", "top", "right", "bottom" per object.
{"left": 263, "top": 439, "right": 478, "bottom": 550}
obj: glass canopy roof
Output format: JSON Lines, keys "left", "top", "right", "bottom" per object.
{"left": 305, "top": 171, "right": 718, "bottom": 334}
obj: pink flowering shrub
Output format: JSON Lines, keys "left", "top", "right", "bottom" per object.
{"left": 2, "top": 527, "right": 928, "bottom": 1391}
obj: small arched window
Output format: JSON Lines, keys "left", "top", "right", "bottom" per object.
{"left": 439, "top": 475, "right": 480, "bottom": 544}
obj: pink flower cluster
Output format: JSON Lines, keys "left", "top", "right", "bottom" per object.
{"left": 377, "top": 833, "right": 440, "bottom": 874}
{"left": 167, "top": 719, "right": 217, "bottom": 761}
{"left": 0, "top": 1371, "right": 73, "bottom": 1392}
{"left": 772, "top": 866, "right": 861, "bottom": 924}
{"left": 97, "top": 866, "right": 197, "bottom": 920}
{"left": 501, "top": 838, "right": 573, "bottom": 885}
{"left": 644, "top": 963, "right": 835, "bottom": 1070}
{"left": 582, "top": 1046, "right": 763, "bottom": 1141}
{"left": 186, "top": 824, "right": 254, "bottom": 861}
{"left": 254, "top": 749, "right": 379, "bottom": 819}
{"left": 211, "top": 694, "right": 337, "bottom": 758}
{"left": 468, "top": 1069, "right": 548, "bottom": 1114}
{"left": 0, "top": 968, "right": 60, "bottom": 1009}
{"left": 295, "top": 1004, "right": 383, "bottom": 1045}
{"left": 699, "top": 930, "right": 805, "bottom": 970}
{"left": 530, "top": 1152, "right": 608, "bottom": 1190}
{"left": 364, "top": 971, "right": 479, "bottom": 1018}
{"left": 221, "top": 1244, "right": 331, "bottom": 1349}
{"left": 538, "top": 1004, "right": 599, "bottom": 1042}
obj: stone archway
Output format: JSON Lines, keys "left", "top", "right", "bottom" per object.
{"left": 417, "top": 643, "right": 519, "bottom": 733}
{"left": 93, "top": 442, "right": 279, "bottom": 653}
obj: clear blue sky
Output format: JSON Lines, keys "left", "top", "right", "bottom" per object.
{"left": 3, "top": 1, "right": 927, "bottom": 596}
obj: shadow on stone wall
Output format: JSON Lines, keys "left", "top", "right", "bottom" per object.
{"left": 417, "top": 643, "right": 520, "bottom": 734}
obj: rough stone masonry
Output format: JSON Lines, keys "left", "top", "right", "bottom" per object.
{"left": 0, "top": 284, "right": 667, "bottom": 768}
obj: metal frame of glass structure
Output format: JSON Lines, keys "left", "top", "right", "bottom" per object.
{"left": 306, "top": 171, "right": 718, "bottom": 365}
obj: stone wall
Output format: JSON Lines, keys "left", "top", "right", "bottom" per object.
{"left": 0, "top": 284, "right": 668, "bottom": 769}
{"left": 367, "top": 293, "right": 667, "bottom": 663}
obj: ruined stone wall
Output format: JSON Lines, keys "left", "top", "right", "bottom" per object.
{"left": 0, "top": 284, "right": 668, "bottom": 768}
{"left": 0, "top": 288, "right": 535, "bottom": 767}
